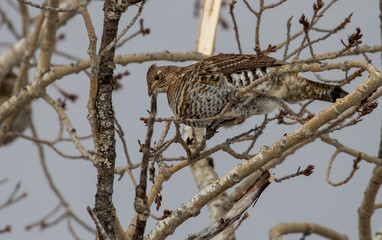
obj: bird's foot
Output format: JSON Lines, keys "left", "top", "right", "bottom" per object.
{"left": 205, "top": 127, "right": 218, "bottom": 140}
{"left": 228, "top": 91, "right": 243, "bottom": 104}
{"left": 219, "top": 117, "right": 246, "bottom": 128}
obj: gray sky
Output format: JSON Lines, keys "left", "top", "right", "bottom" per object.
{"left": 1, "top": 0, "right": 382, "bottom": 239}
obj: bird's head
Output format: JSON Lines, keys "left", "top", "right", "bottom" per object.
{"left": 147, "top": 64, "right": 170, "bottom": 96}
{"left": 146, "top": 64, "right": 176, "bottom": 96}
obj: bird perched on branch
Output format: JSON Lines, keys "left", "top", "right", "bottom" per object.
{"left": 147, "top": 53, "right": 348, "bottom": 129}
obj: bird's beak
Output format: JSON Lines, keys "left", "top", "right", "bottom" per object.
{"left": 148, "top": 89, "right": 153, "bottom": 96}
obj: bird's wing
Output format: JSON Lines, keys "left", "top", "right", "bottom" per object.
{"left": 191, "top": 54, "right": 285, "bottom": 87}
{"left": 197, "top": 54, "right": 284, "bottom": 75}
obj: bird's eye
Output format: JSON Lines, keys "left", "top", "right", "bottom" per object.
{"left": 155, "top": 75, "right": 160, "bottom": 80}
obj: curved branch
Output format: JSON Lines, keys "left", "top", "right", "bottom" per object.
{"left": 325, "top": 149, "right": 361, "bottom": 186}
{"left": 187, "top": 171, "right": 272, "bottom": 240}
{"left": 269, "top": 222, "right": 348, "bottom": 240}
{"left": 358, "top": 165, "right": 382, "bottom": 240}
{"left": 43, "top": 94, "right": 94, "bottom": 162}
{"left": 321, "top": 134, "right": 382, "bottom": 165}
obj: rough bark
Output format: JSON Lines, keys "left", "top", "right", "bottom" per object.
{"left": 93, "top": 0, "right": 126, "bottom": 239}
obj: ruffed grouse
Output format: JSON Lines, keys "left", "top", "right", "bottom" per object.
{"left": 147, "top": 54, "right": 348, "bottom": 128}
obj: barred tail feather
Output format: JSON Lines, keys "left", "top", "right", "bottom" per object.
{"left": 329, "top": 85, "right": 348, "bottom": 102}
{"left": 304, "top": 78, "right": 348, "bottom": 103}
{"left": 285, "top": 76, "right": 348, "bottom": 103}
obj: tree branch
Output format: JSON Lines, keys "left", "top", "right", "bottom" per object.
{"left": 187, "top": 171, "right": 272, "bottom": 240}
{"left": 133, "top": 94, "right": 157, "bottom": 240}
{"left": 269, "top": 222, "right": 348, "bottom": 240}
{"left": 358, "top": 165, "right": 382, "bottom": 240}
{"left": 92, "top": 0, "right": 128, "bottom": 238}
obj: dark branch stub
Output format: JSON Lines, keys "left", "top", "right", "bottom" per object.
{"left": 133, "top": 94, "right": 157, "bottom": 240}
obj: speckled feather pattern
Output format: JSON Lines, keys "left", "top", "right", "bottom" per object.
{"left": 147, "top": 54, "right": 348, "bottom": 128}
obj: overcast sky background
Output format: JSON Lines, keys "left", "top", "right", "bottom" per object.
{"left": 1, "top": 0, "right": 382, "bottom": 239}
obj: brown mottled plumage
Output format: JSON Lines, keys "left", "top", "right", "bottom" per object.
{"left": 147, "top": 54, "right": 348, "bottom": 128}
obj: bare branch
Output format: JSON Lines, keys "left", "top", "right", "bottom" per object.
{"left": 321, "top": 135, "right": 382, "bottom": 165}
{"left": 17, "top": 0, "right": 78, "bottom": 12}
{"left": 43, "top": 94, "right": 94, "bottom": 162}
{"left": 0, "top": 7, "right": 21, "bottom": 39}
{"left": 91, "top": 0, "right": 131, "bottom": 238}
{"left": 101, "top": 0, "right": 146, "bottom": 56}
{"left": 228, "top": 1, "right": 242, "bottom": 54}
{"left": 186, "top": 171, "right": 272, "bottom": 240}
{"left": 269, "top": 222, "right": 348, "bottom": 240}
{"left": 36, "top": 0, "right": 60, "bottom": 72}
{"left": 274, "top": 165, "right": 314, "bottom": 183}
{"left": 326, "top": 151, "right": 361, "bottom": 186}
{"left": 87, "top": 206, "right": 111, "bottom": 240}
{"left": 117, "top": 19, "right": 150, "bottom": 48}
{"left": 114, "top": 116, "right": 137, "bottom": 186}
{"left": 133, "top": 94, "right": 157, "bottom": 239}
{"left": 0, "top": 182, "right": 27, "bottom": 211}
{"left": 283, "top": 16, "right": 293, "bottom": 58}
{"left": 358, "top": 165, "right": 382, "bottom": 240}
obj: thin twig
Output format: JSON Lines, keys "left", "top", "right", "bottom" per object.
{"left": 26, "top": 204, "right": 62, "bottom": 230}
{"left": 186, "top": 171, "right": 272, "bottom": 240}
{"left": 274, "top": 165, "right": 314, "bottom": 183}
{"left": 117, "top": 19, "right": 150, "bottom": 48}
{"left": 283, "top": 16, "right": 293, "bottom": 58}
{"left": 156, "top": 121, "right": 171, "bottom": 147}
{"left": 67, "top": 219, "right": 82, "bottom": 240}
{"left": 285, "top": 13, "right": 353, "bottom": 61}
{"left": 7, "top": 132, "right": 86, "bottom": 159}
{"left": 229, "top": 1, "right": 242, "bottom": 54}
{"left": 87, "top": 206, "right": 111, "bottom": 240}
{"left": 102, "top": 0, "right": 146, "bottom": 56}
{"left": 174, "top": 123, "right": 193, "bottom": 160}
{"left": 326, "top": 151, "right": 361, "bottom": 186}
{"left": 17, "top": 0, "right": 78, "bottom": 12}
{"left": 43, "top": 94, "right": 94, "bottom": 162}
{"left": 0, "top": 182, "right": 27, "bottom": 211}
{"left": 321, "top": 134, "right": 382, "bottom": 165}
{"left": 114, "top": 116, "right": 137, "bottom": 186}
{"left": 0, "top": 7, "right": 21, "bottom": 39}
{"left": 26, "top": 104, "right": 93, "bottom": 234}
{"left": 133, "top": 94, "right": 157, "bottom": 239}
{"left": 29, "top": 117, "right": 67, "bottom": 205}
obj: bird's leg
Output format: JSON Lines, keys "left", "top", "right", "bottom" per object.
{"left": 218, "top": 117, "right": 246, "bottom": 128}
{"left": 205, "top": 126, "right": 218, "bottom": 140}
{"left": 228, "top": 90, "right": 243, "bottom": 104}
